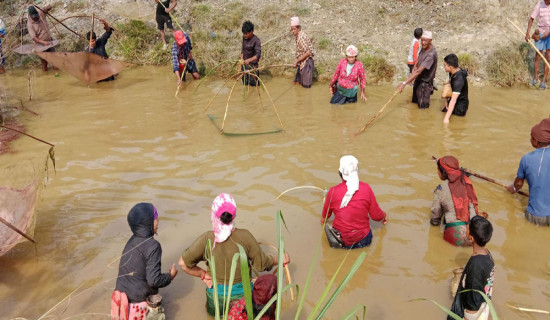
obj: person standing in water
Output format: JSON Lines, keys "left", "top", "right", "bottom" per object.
{"left": 290, "top": 16, "right": 315, "bottom": 88}
{"left": 329, "top": 45, "right": 367, "bottom": 104}
{"left": 321, "top": 155, "right": 387, "bottom": 248}
{"left": 240, "top": 20, "right": 261, "bottom": 86}
{"left": 397, "top": 30, "right": 437, "bottom": 109}
{"left": 507, "top": 117, "right": 550, "bottom": 226}
{"left": 442, "top": 54, "right": 470, "bottom": 124}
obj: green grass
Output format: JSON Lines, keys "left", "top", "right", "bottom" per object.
{"left": 485, "top": 42, "right": 529, "bottom": 87}
{"left": 212, "top": 2, "right": 244, "bottom": 31}
{"left": 457, "top": 52, "right": 481, "bottom": 77}
{"left": 360, "top": 54, "right": 396, "bottom": 84}
{"left": 291, "top": 6, "right": 311, "bottom": 16}
{"left": 317, "top": 37, "right": 332, "bottom": 50}
{"left": 111, "top": 20, "right": 170, "bottom": 65}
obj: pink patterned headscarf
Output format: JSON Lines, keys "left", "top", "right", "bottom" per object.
{"left": 211, "top": 193, "right": 236, "bottom": 245}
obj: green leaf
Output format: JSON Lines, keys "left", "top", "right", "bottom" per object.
{"left": 237, "top": 244, "right": 253, "bottom": 320}
{"left": 307, "top": 249, "right": 352, "bottom": 320}
{"left": 410, "top": 298, "right": 463, "bottom": 320}
{"left": 459, "top": 289, "right": 498, "bottom": 320}
{"left": 276, "top": 210, "right": 284, "bottom": 320}
{"left": 340, "top": 305, "right": 366, "bottom": 320}
{"left": 205, "top": 239, "right": 220, "bottom": 320}
{"left": 315, "top": 252, "right": 367, "bottom": 319}
{"left": 222, "top": 253, "right": 240, "bottom": 320}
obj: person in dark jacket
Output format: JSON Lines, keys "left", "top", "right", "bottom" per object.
{"left": 111, "top": 203, "right": 177, "bottom": 320}
{"left": 85, "top": 18, "right": 115, "bottom": 82}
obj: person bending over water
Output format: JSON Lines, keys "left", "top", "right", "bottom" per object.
{"left": 431, "top": 156, "right": 484, "bottom": 247}
{"left": 179, "top": 193, "right": 289, "bottom": 316}
{"left": 321, "top": 155, "right": 387, "bottom": 248}
{"left": 111, "top": 203, "right": 177, "bottom": 320}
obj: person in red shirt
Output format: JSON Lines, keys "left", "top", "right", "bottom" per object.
{"left": 321, "top": 155, "right": 387, "bottom": 249}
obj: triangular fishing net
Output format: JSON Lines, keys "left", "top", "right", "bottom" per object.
{"left": 36, "top": 52, "right": 131, "bottom": 84}
{"left": 0, "top": 161, "right": 41, "bottom": 256}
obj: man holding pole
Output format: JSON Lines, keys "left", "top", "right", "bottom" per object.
{"left": 155, "top": 0, "right": 177, "bottom": 50}
{"left": 27, "top": 5, "right": 57, "bottom": 71}
{"left": 507, "top": 117, "right": 550, "bottom": 226}
{"left": 525, "top": 0, "right": 550, "bottom": 89}
{"left": 396, "top": 30, "right": 437, "bottom": 109}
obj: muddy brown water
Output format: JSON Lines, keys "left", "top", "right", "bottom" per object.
{"left": 1, "top": 66, "right": 549, "bottom": 319}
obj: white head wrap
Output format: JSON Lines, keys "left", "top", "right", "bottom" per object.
{"left": 339, "top": 155, "right": 359, "bottom": 208}
{"left": 290, "top": 17, "right": 300, "bottom": 27}
{"left": 345, "top": 45, "right": 358, "bottom": 57}
{"left": 421, "top": 31, "right": 433, "bottom": 39}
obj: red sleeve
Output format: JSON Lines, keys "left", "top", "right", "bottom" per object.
{"left": 366, "top": 187, "right": 385, "bottom": 221}
{"left": 330, "top": 60, "right": 342, "bottom": 87}
{"left": 413, "top": 41, "right": 420, "bottom": 63}
{"left": 359, "top": 62, "right": 366, "bottom": 90}
{"left": 322, "top": 187, "right": 335, "bottom": 221}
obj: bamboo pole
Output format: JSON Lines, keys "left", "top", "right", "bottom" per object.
{"left": 431, "top": 156, "right": 529, "bottom": 197}
{"left": 0, "top": 124, "right": 55, "bottom": 146}
{"left": 357, "top": 90, "right": 399, "bottom": 134}
{"left": 221, "top": 76, "right": 242, "bottom": 132}
{"left": 0, "top": 216, "right": 36, "bottom": 243}
{"left": 508, "top": 18, "right": 550, "bottom": 70}
{"left": 89, "top": 13, "right": 94, "bottom": 51}
{"left": 506, "top": 304, "right": 550, "bottom": 315}
{"left": 33, "top": 3, "right": 84, "bottom": 39}
{"left": 259, "top": 242, "right": 294, "bottom": 301}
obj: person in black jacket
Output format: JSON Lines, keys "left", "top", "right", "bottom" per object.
{"left": 111, "top": 203, "right": 177, "bottom": 320}
{"left": 85, "top": 18, "right": 116, "bottom": 82}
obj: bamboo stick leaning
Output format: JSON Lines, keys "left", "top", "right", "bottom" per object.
{"left": 357, "top": 90, "right": 399, "bottom": 134}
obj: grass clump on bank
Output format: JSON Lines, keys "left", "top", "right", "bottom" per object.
{"left": 457, "top": 52, "right": 481, "bottom": 78}
{"left": 111, "top": 20, "right": 170, "bottom": 65}
{"left": 485, "top": 42, "right": 529, "bottom": 87}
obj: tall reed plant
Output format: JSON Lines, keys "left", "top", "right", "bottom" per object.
{"left": 204, "top": 210, "right": 367, "bottom": 320}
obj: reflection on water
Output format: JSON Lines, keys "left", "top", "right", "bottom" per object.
{"left": 0, "top": 66, "right": 549, "bottom": 319}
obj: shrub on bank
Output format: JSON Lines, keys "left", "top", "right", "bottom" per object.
{"left": 485, "top": 42, "right": 529, "bottom": 87}
{"left": 111, "top": 20, "right": 170, "bottom": 65}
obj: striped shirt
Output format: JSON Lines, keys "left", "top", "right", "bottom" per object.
{"left": 531, "top": 0, "right": 550, "bottom": 32}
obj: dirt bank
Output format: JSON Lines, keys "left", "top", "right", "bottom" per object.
{"left": 0, "top": 0, "right": 539, "bottom": 85}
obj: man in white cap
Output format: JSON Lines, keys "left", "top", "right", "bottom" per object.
{"left": 290, "top": 17, "right": 315, "bottom": 88}
{"left": 397, "top": 30, "right": 438, "bottom": 109}
{"left": 321, "top": 155, "right": 387, "bottom": 249}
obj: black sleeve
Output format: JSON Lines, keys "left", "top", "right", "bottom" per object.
{"left": 462, "top": 258, "right": 489, "bottom": 311}
{"left": 451, "top": 74, "right": 464, "bottom": 93}
{"left": 145, "top": 241, "right": 172, "bottom": 289}
{"left": 98, "top": 29, "right": 112, "bottom": 46}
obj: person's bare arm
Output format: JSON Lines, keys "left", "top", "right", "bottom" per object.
{"left": 397, "top": 65, "right": 426, "bottom": 92}
{"left": 294, "top": 50, "right": 311, "bottom": 67}
{"left": 526, "top": 17, "right": 535, "bottom": 42}
{"left": 507, "top": 177, "right": 525, "bottom": 193}
{"left": 443, "top": 93, "right": 459, "bottom": 124}
{"left": 166, "top": 0, "right": 177, "bottom": 13}
{"left": 178, "top": 257, "right": 212, "bottom": 288}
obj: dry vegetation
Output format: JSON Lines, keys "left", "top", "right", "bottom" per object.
{"left": 0, "top": 0, "right": 543, "bottom": 86}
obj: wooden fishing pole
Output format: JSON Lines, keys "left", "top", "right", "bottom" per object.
{"left": 356, "top": 90, "right": 399, "bottom": 134}
{"left": 508, "top": 18, "right": 550, "bottom": 70}
{"left": 431, "top": 156, "right": 529, "bottom": 197}
{"left": 89, "top": 13, "right": 94, "bottom": 51}
{"left": 0, "top": 124, "right": 55, "bottom": 146}
{"left": 0, "top": 216, "right": 36, "bottom": 243}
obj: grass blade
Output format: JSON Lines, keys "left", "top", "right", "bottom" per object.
{"left": 205, "top": 239, "right": 220, "bottom": 320}
{"left": 410, "top": 298, "right": 463, "bottom": 320}
{"left": 306, "top": 249, "right": 352, "bottom": 320}
{"left": 276, "top": 210, "right": 284, "bottom": 320}
{"left": 340, "top": 304, "right": 366, "bottom": 320}
{"left": 237, "top": 244, "right": 253, "bottom": 320}
{"left": 315, "top": 252, "right": 367, "bottom": 320}
{"left": 459, "top": 289, "right": 498, "bottom": 320}
{"left": 222, "top": 253, "right": 240, "bottom": 320}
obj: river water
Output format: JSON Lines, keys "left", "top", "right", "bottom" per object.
{"left": 1, "top": 66, "right": 549, "bottom": 319}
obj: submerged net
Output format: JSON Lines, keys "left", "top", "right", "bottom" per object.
{"left": 0, "top": 161, "right": 42, "bottom": 256}
{"left": 36, "top": 52, "right": 131, "bottom": 84}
